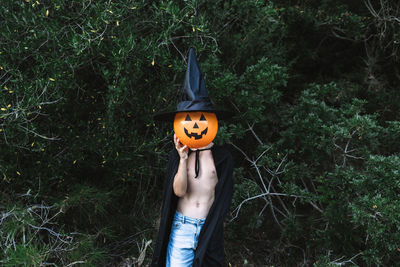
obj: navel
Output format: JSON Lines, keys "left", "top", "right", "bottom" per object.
{"left": 196, "top": 202, "right": 200, "bottom": 208}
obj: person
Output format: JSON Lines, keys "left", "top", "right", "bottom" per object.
{"left": 152, "top": 47, "right": 234, "bottom": 266}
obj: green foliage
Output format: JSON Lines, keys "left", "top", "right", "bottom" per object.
{"left": 1, "top": 0, "right": 400, "bottom": 265}
{"left": 0, "top": 200, "right": 105, "bottom": 266}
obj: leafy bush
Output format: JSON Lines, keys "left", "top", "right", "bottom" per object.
{"left": 0, "top": 200, "right": 105, "bottom": 265}
{"left": 1, "top": 0, "right": 399, "bottom": 265}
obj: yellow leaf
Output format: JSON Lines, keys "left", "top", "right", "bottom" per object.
{"left": 38, "top": 105, "right": 42, "bottom": 109}
{"left": 25, "top": 0, "right": 30, "bottom": 2}
{"left": 151, "top": 59, "right": 155, "bottom": 66}
{"left": 116, "top": 152, "right": 119, "bottom": 156}
{"left": 1, "top": 108, "right": 6, "bottom": 111}
{"left": 8, "top": 90, "right": 13, "bottom": 94}
{"left": 168, "top": 64, "right": 173, "bottom": 67}
{"left": 73, "top": 160, "right": 77, "bottom": 164}
{"left": 46, "top": 9, "right": 49, "bottom": 17}
{"left": 7, "top": 104, "right": 11, "bottom": 108}
{"left": 31, "top": 142, "right": 35, "bottom": 147}
{"left": 16, "top": 171, "right": 21, "bottom": 176}
{"left": 130, "top": 6, "right": 137, "bottom": 9}
{"left": 4, "top": 86, "right": 8, "bottom": 90}
{"left": 116, "top": 20, "right": 120, "bottom": 26}
{"left": 0, "top": 129, "right": 3, "bottom": 132}
{"left": 49, "top": 77, "right": 55, "bottom": 81}
{"left": 192, "top": 26, "right": 195, "bottom": 32}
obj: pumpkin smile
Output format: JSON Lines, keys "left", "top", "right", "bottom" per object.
{"left": 184, "top": 127, "right": 208, "bottom": 140}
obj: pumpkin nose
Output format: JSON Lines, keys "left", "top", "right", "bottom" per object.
{"left": 193, "top": 122, "right": 199, "bottom": 129}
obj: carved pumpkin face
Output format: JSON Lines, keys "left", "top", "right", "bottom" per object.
{"left": 174, "top": 111, "right": 218, "bottom": 148}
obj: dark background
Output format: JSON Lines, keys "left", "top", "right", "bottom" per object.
{"left": 1, "top": 0, "right": 399, "bottom": 265}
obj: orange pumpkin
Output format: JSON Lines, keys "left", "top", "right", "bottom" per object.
{"left": 174, "top": 111, "right": 218, "bottom": 148}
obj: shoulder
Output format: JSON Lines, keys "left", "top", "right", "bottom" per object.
{"left": 213, "top": 143, "right": 232, "bottom": 155}
{"left": 212, "top": 144, "right": 233, "bottom": 164}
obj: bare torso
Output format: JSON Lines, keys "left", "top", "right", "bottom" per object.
{"left": 176, "top": 144, "right": 218, "bottom": 219}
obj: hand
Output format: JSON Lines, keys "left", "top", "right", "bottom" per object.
{"left": 174, "top": 134, "right": 188, "bottom": 160}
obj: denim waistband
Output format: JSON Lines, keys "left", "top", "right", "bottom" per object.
{"left": 174, "top": 211, "right": 206, "bottom": 225}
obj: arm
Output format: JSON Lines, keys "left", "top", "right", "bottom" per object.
{"left": 172, "top": 134, "right": 189, "bottom": 197}
{"left": 173, "top": 158, "right": 188, "bottom": 197}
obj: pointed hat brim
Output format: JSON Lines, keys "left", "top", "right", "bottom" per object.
{"left": 153, "top": 109, "right": 234, "bottom": 122}
{"left": 153, "top": 99, "right": 234, "bottom": 121}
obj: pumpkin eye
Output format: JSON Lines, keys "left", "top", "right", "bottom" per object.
{"left": 185, "top": 114, "right": 192, "bottom": 121}
{"left": 199, "top": 114, "right": 206, "bottom": 121}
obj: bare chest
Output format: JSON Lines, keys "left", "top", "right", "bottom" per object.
{"left": 186, "top": 150, "right": 218, "bottom": 190}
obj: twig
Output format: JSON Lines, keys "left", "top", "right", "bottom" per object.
{"left": 18, "top": 125, "right": 60, "bottom": 140}
{"left": 65, "top": 261, "right": 86, "bottom": 267}
{"left": 230, "top": 192, "right": 305, "bottom": 221}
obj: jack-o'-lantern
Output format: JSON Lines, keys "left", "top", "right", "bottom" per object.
{"left": 174, "top": 111, "right": 218, "bottom": 148}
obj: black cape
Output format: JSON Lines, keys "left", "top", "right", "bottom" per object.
{"left": 151, "top": 144, "right": 234, "bottom": 267}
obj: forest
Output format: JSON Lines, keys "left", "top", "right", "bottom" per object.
{"left": 1, "top": 0, "right": 400, "bottom": 266}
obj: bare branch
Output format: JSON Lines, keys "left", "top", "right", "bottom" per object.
{"left": 230, "top": 192, "right": 306, "bottom": 222}
{"left": 18, "top": 125, "right": 60, "bottom": 140}
{"left": 330, "top": 252, "right": 362, "bottom": 265}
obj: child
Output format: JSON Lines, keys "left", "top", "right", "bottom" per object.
{"left": 152, "top": 48, "right": 233, "bottom": 266}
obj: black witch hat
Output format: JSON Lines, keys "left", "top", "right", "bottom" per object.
{"left": 153, "top": 47, "right": 233, "bottom": 121}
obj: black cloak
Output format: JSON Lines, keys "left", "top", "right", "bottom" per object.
{"left": 151, "top": 144, "right": 234, "bottom": 266}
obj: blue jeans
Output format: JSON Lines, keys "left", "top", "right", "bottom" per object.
{"left": 166, "top": 211, "right": 205, "bottom": 267}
